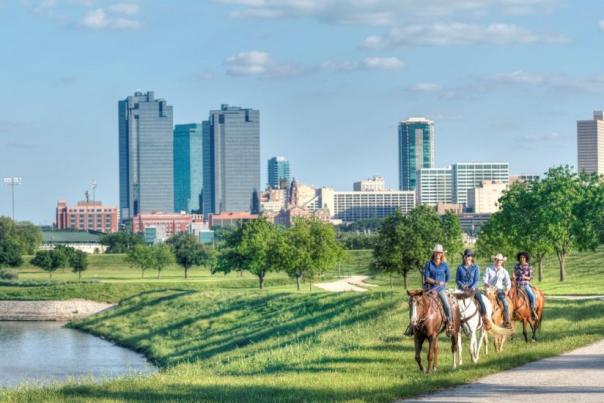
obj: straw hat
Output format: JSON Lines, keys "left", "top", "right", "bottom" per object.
{"left": 491, "top": 253, "right": 507, "bottom": 262}
{"left": 433, "top": 244, "right": 446, "bottom": 253}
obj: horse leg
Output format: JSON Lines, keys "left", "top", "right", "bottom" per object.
{"left": 433, "top": 336, "right": 439, "bottom": 373}
{"left": 457, "top": 332, "right": 463, "bottom": 367}
{"left": 470, "top": 331, "right": 478, "bottom": 363}
{"left": 522, "top": 320, "right": 529, "bottom": 343}
{"left": 483, "top": 329, "right": 489, "bottom": 356}
{"left": 415, "top": 336, "right": 425, "bottom": 373}
{"left": 451, "top": 334, "right": 458, "bottom": 369}
{"left": 427, "top": 337, "right": 434, "bottom": 373}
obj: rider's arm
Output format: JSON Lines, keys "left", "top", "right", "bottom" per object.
{"left": 455, "top": 266, "right": 464, "bottom": 289}
{"left": 423, "top": 263, "right": 434, "bottom": 285}
{"left": 471, "top": 266, "right": 480, "bottom": 289}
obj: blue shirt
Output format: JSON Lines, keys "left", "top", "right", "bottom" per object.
{"left": 456, "top": 264, "right": 480, "bottom": 290}
{"left": 423, "top": 260, "right": 450, "bottom": 291}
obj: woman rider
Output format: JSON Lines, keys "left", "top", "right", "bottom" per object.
{"left": 514, "top": 252, "right": 538, "bottom": 321}
{"left": 456, "top": 249, "right": 492, "bottom": 331}
{"left": 483, "top": 253, "right": 512, "bottom": 328}
{"left": 423, "top": 244, "right": 454, "bottom": 335}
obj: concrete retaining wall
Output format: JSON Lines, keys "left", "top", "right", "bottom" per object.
{"left": 0, "top": 299, "right": 116, "bottom": 321}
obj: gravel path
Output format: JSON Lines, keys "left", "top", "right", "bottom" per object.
{"left": 315, "top": 275, "right": 377, "bottom": 292}
{"left": 0, "top": 299, "right": 115, "bottom": 321}
{"left": 401, "top": 338, "right": 604, "bottom": 402}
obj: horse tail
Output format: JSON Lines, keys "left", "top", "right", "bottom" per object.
{"left": 488, "top": 323, "right": 514, "bottom": 337}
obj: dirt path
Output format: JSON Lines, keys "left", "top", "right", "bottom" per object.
{"left": 400, "top": 338, "right": 604, "bottom": 402}
{"left": 315, "top": 275, "right": 378, "bottom": 292}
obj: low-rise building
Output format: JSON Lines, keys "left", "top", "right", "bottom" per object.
{"left": 132, "top": 212, "right": 204, "bottom": 242}
{"left": 55, "top": 200, "right": 118, "bottom": 233}
{"left": 467, "top": 180, "right": 507, "bottom": 214}
{"left": 41, "top": 230, "right": 106, "bottom": 254}
{"left": 458, "top": 213, "right": 491, "bottom": 236}
{"left": 353, "top": 176, "right": 386, "bottom": 192}
{"left": 209, "top": 212, "right": 258, "bottom": 228}
{"left": 320, "top": 187, "right": 416, "bottom": 222}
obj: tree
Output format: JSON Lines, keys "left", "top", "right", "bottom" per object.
{"left": 0, "top": 217, "right": 24, "bottom": 268}
{"left": 151, "top": 244, "right": 175, "bottom": 279}
{"left": 168, "top": 233, "right": 214, "bottom": 279}
{"left": 308, "top": 219, "right": 344, "bottom": 290}
{"left": 280, "top": 219, "right": 313, "bottom": 291}
{"left": 476, "top": 212, "right": 517, "bottom": 264}
{"left": 440, "top": 211, "right": 464, "bottom": 259}
{"left": 126, "top": 244, "right": 154, "bottom": 279}
{"left": 100, "top": 231, "right": 144, "bottom": 253}
{"left": 215, "top": 219, "right": 279, "bottom": 289}
{"left": 14, "top": 222, "right": 43, "bottom": 255}
{"left": 70, "top": 250, "right": 88, "bottom": 280}
{"left": 53, "top": 245, "right": 76, "bottom": 272}
{"left": 30, "top": 250, "right": 64, "bottom": 279}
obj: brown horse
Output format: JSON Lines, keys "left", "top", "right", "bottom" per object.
{"left": 407, "top": 290, "right": 462, "bottom": 373}
{"left": 484, "top": 287, "right": 514, "bottom": 352}
{"left": 509, "top": 284, "right": 545, "bottom": 342}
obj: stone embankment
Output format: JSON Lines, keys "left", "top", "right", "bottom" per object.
{"left": 0, "top": 299, "right": 115, "bottom": 321}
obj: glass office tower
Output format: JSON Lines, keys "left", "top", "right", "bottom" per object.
{"left": 268, "top": 156, "right": 290, "bottom": 189}
{"left": 174, "top": 123, "right": 203, "bottom": 213}
{"left": 119, "top": 91, "right": 174, "bottom": 221}
{"left": 398, "top": 117, "right": 434, "bottom": 191}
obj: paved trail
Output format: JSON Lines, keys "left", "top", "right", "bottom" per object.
{"left": 401, "top": 338, "right": 604, "bottom": 403}
{"left": 315, "top": 275, "right": 377, "bottom": 292}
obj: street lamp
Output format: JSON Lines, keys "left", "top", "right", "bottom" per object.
{"left": 3, "top": 177, "right": 22, "bottom": 221}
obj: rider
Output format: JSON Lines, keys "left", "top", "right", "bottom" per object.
{"left": 514, "top": 252, "right": 538, "bottom": 321}
{"left": 456, "top": 249, "right": 492, "bottom": 331}
{"left": 423, "top": 244, "right": 454, "bottom": 335}
{"left": 483, "top": 253, "right": 512, "bottom": 328}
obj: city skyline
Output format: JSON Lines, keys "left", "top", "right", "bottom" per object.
{"left": 1, "top": 1, "right": 601, "bottom": 223}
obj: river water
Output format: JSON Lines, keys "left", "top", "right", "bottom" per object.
{"left": 0, "top": 321, "right": 157, "bottom": 388}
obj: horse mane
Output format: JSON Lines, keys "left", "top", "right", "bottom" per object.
{"left": 407, "top": 289, "right": 424, "bottom": 297}
{"left": 452, "top": 289, "right": 475, "bottom": 299}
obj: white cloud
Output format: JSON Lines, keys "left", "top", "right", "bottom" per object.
{"left": 322, "top": 56, "right": 404, "bottom": 71}
{"left": 406, "top": 83, "right": 443, "bottom": 93}
{"left": 215, "top": 0, "right": 563, "bottom": 26}
{"left": 108, "top": 3, "right": 140, "bottom": 16}
{"left": 225, "top": 51, "right": 304, "bottom": 78}
{"left": 80, "top": 7, "right": 142, "bottom": 30}
{"left": 361, "top": 23, "right": 569, "bottom": 48}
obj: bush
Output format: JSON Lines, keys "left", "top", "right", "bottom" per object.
{"left": 0, "top": 269, "right": 19, "bottom": 280}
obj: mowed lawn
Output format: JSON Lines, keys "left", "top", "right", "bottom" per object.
{"left": 3, "top": 289, "right": 604, "bottom": 402}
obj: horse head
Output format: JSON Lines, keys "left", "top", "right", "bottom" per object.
{"left": 407, "top": 290, "right": 426, "bottom": 327}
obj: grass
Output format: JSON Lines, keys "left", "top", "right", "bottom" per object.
{"left": 3, "top": 289, "right": 604, "bottom": 402}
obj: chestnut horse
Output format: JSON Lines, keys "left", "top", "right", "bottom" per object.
{"left": 407, "top": 290, "right": 462, "bottom": 373}
{"left": 509, "top": 284, "right": 545, "bottom": 342}
{"left": 484, "top": 287, "right": 515, "bottom": 352}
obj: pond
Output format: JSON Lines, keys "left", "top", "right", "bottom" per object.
{"left": 0, "top": 321, "right": 157, "bottom": 388}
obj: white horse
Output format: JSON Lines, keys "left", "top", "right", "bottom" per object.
{"left": 454, "top": 291, "right": 493, "bottom": 363}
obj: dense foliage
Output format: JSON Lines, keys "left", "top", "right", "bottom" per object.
{"left": 100, "top": 231, "right": 144, "bottom": 253}
{"left": 0, "top": 217, "right": 42, "bottom": 267}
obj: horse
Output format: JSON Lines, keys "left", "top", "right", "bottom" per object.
{"left": 454, "top": 290, "right": 513, "bottom": 362}
{"left": 509, "top": 284, "right": 545, "bottom": 342}
{"left": 407, "top": 290, "right": 462, "bottom": 373}
{"left": 483, "top": 287, "right": 514, "bottom": 352}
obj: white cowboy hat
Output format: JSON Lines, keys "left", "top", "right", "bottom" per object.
{"left": 491, "top": 253, "right": 507, "bottom": 261}
{"left": 432, "top": 244, "right": 446, "bottom": 253}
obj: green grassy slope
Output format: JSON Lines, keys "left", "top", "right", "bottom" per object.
{"left": 4, "top": 289, "right": 604, "bottom": 402}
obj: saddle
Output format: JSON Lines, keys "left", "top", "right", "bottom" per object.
{"left": 425, "top": 289, "right": 459, "bottom": 329}
{"left": 515, "top": 285, "right": 530, "bottom": 308}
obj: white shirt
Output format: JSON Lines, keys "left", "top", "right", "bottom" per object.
{"left": 483, "top": 266, "right": 511, "bottom": 291}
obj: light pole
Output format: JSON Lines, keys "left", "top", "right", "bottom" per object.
{"left": 3, "top": 177, "right": 22, "bottom": 221}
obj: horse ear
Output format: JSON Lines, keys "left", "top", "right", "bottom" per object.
{"left": 406, "top": 290, "right": 412, "bottom": 296}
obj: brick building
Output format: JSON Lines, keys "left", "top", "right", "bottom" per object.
{"left": 55, "top": 200, "right": 118, "bottom": 233}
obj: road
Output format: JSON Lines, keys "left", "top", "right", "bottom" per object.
{"left": 401, "top": 338, "right": 604, "bottom": 402}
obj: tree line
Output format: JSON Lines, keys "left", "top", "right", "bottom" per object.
{"left": 477, "top": 166, "right": 604, "bottom": 282}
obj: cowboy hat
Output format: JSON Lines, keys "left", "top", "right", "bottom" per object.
{"left": 491, "top": 253, "right": 507, "bottom": 261}
{"left": 432, "top": 244, "right": 446, "bottom": 253}
{"left": 461, "top": 248, "right": 475, "bottom": 257}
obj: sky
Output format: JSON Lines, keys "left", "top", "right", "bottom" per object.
{"left": 1, "top": 0, "right": 603, "bottom": 224}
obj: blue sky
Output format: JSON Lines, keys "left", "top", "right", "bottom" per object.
{"left": 1, "top": 0, "right": 603, "bottom": 224}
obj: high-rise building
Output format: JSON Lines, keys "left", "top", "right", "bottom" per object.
{"left": 577, "top": 111, "right": 604, "bottom": 175}
{"left": 202, "top": 105, "right": 260, "bottom": 215}
{"left": 353, "top": 176, "right": 386, "bottom": 192}
{"left": 268, "top": 156, "right": 290, "bottom": 189}
{"left": 119, "top": 91, "right": 174, "bottom": 221}
{"left": 452, "top": 162, "right": 509, "bottom": 205}
{"left": 417, "top": 167, "right": 453, "bottom": 205}
{"left": 173, "top": 123, "right": 203, "bottom": 213}
{"left": 320, "top": 187, "right": 416, "bottom": 222}
{"left": 398, "top": 117, "right": 435, "bottom": 191}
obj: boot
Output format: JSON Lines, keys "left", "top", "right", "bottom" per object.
{"left": 404, "top": 324, "right": 414, "bottom": 337}
{"left": 530, "top": 309, "right": 538, "bottom": 321}
{"left": 482, "top": 315, "right": 492, "bottom": 331}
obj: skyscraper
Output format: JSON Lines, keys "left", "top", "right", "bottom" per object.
{"left": 417, "top": 167, "right": 453, "bottom": 205}
{"left": 577, "top": 111, "right": 604, "bottom": 175}
{"left": 202, "top": 104, "right": 260, "bottom": 215}
{"left": 173, "top": 123, "right": 203, "bottom": 213}
{"left": 268, "top": 156, "right": 290, "bottom": 189}
{"left": 452, "top": 162, "right": 509, "bottom": 205}
{"left": 398, "top": 117, "right": 434, "bottom": 191}
{"left": 119, "top": 91, "right": 174, "bottom": 221}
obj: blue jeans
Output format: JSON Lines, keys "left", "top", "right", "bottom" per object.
{"left": 437, "top": 290, "right": 452, "bottom": 322}
{"left": 524, "top": 284, "right": 536, "bottom": 309}
{"left": 497, "top": 290, "right": 510, "bottom": 321}
{"left": 474, "top": 289, "right": 487, "bottom": 316}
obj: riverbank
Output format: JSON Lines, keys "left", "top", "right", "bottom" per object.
{"left": 0, "top": 299, "right": 115, "bottom": 321}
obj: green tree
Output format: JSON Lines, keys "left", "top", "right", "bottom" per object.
{"left": 440, "top": 211, "right": 464, "bottom": 259}
{"left": 70, "top": 250, "right": 88, "bottom": 280}
{"left": 372, "top": 211, "right": 406, "bottom": 288}
{"left": 100, "top": 231, "right": 144, "bottom": 253}
{"left": 168, "top": 233, "right": 214, "bottom": 279}
{"left": 476, "top": 212, "right": 517, "bottom": 263}
{"left": 126, "top": 244, "right": 154, "bottom": 279}
{"left": 281, "top": 220, "right": 313, "bottom": 291}
{"left": 14, "top": 221, "right": 43, "bottom": 254}
{"left": 151, "top": 244, "right": 175, "bottom": 279}
{"left": 30, "top": 250, "right": 64, "bottom": 279}
{"left": 308, "top": 219, "right": 343, "bottom": 290}
{"left": 0, "top": 217, "right": 24, "bottom": 268}
{"left": 215, "top": 219, "right": 279, "bottom": 289}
